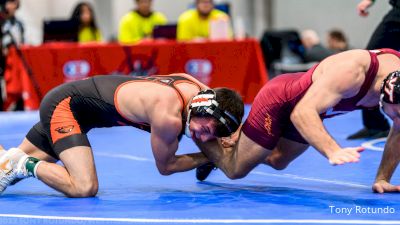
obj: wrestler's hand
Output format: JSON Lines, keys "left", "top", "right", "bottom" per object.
{"left": 357, "top": 0, "right": 373, "bottom": 17}
{"left": 373, "top": 180, "right": 400, "bottom": 193}
{"left": 221, "top": 137, "right": 235, "bottom": 148}
{"left": 328, "top": 147, "right": 364, "bottom": 165}
{"left": 221, "top": 127, "right": 241, "bottom": 148}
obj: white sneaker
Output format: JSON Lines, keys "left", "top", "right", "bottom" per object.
{"left": 0, "top": 148, "right": 28, "bottom": 193}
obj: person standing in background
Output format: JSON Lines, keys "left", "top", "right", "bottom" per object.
{"left": 70, "top": 2, "right": 102, "bottom": 43}
{"left": 118, "top": 0, "right": 167, "bottom": 44}
{"left": 347, "top": 0, "right": 400, "bottom": 140}
{"left": 177, "top": 0, "right": 230, "bottom": 41}
{"left": 1, "top": 0, "right": 24, "bottom": 111}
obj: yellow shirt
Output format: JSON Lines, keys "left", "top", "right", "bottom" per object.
{"left": 78, "top": 27, "right": 102, "bottom": 43}
{"left": 177, "top": 9, "right": 229, "bottom": 41}
{"left": 118, "top": 11, "right": 167, "bottom": 44}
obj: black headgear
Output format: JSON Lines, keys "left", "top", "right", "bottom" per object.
{"left": 380, "top": 71, "right": 400, "bottom": 104}
{"left": 185, "top": 89, "right": 240, "bottom": 138}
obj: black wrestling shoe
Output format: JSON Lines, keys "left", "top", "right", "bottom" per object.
{"left": 370, "top": 130, "right": 390, "bottom": 139}
{"left": 347, "top": 128, "right": 390, "bottom": 140}
{"left": 196, "top": 162, "right": 217, "bottom": 181}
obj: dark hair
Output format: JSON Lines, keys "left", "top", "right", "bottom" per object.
{"left": 328, "top": 29, "right": 347, "bottom": 43}
{"left": 70, "top": 2, "right": 98, "bottom": 33}
{"left": 213, "top": 88, "right": 244, "bottom": 136}
{"left": 5, "top": 0, "right": 19, "bottom": 9}
{"left": 196, "top": 0, "right": 214, "bottom": 4}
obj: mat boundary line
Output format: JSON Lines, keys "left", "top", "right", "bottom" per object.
{"left": 0, "top": 214, "right": 400, "bottom": 224}
{"left": 361, "top": 138, "right": 386, "bottom": 151}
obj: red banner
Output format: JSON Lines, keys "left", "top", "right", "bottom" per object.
{"left": 4, "top": 39, "right": 268, "bottom": 110}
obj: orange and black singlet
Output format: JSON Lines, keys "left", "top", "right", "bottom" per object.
{"left": 25, "top": 75, "right": 201, "bottom": 159}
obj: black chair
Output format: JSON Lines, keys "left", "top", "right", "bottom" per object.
{"left": 260, "top": 30, "right": 306, "bottom": 76}
{"left": 153, "top": 24, "right": 177, "bottom": 40}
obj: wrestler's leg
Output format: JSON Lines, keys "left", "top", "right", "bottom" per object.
{"left": 264, "top": 137, "right": 309, "bottom": 170}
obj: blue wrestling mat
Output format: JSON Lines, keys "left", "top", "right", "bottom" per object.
{"left": 0, "top": 106, "right": 399, "bottom": 225}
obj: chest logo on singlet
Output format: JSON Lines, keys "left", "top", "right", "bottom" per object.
{"left": 369, "top": 50, "right": 381, "bottom": 54}
{"left": 158, "top": 78, "right": 173, "bottom": 85}
{"left": 55, "top": 125, "right": 74, "bottom": 134}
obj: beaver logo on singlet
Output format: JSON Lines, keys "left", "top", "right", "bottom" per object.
{"left": 264, "top": 113, "right": 274, "bottom": 136}
{"left": 55, "top": 125, "right": 74, "bottom": 134}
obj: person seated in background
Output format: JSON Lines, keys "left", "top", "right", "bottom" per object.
{"left": 177, "top": 0, "right": 231, "bottom": 41}
{"left": 71, "top": 2, "right": 102, "bottom": 43}
{"left": 327, "top": 29, "right": 349, "bottom": 52}
{"left": 118, "top": 0, "right": 167, "bottom": 44}
{"left": 300, "top": 29, "right": 333, "bottom": 63}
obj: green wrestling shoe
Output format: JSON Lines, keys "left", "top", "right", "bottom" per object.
{"left": 196, "top": 162, "right": 217, "bottom": 181}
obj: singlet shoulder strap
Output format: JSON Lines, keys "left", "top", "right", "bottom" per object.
{"left": 334, "top": 49, "right": 400, "bottom": 108}
{"left": 151, "top": 75, "right": 202, "bottom": 90}
{"left": 345, "top": 50, "right": 379, "bottom": 103}
{"left": 149, "top": 75, "right": 202, "bottom": 108}
{"left": 365, "top": 48, "right": 400, "bottom": 91}
{"left": 371, "top": 48, "right": 400, "bottom": 58}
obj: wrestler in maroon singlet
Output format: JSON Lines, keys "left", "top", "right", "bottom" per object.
{"left": 242, "top": 48, "right": 400, "bottom": 150}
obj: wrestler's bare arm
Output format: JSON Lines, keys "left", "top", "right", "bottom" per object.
{"left": 373, "top": 124, "right": 400, "bottom": 193}
{"left": 150, "top": 115, "right": 209, "bottom": 175}
{"left": 291, "top": 53, "right": 367, "bottom": 165}
{"left": 149, "top": 99, "right": 209, "bottom": 175}
{"left": 195, "top": 131, "right": 269, "bottom": 179}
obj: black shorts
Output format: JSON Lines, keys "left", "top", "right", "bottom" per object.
{"left": 26, "top": 80, "right": 99, "bottom": 159}
{"left": 25, "top": 78, "right": 126, "bottom": 160}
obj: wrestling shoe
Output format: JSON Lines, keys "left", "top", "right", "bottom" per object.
{"left": 0, "top": 148, "right": 29, "bottom": 193}
{"left": 347, "top": 128, "right": 390, "bottom": 140}
{"left": 196, "top": 162, "right": 217, "bottom": 181}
